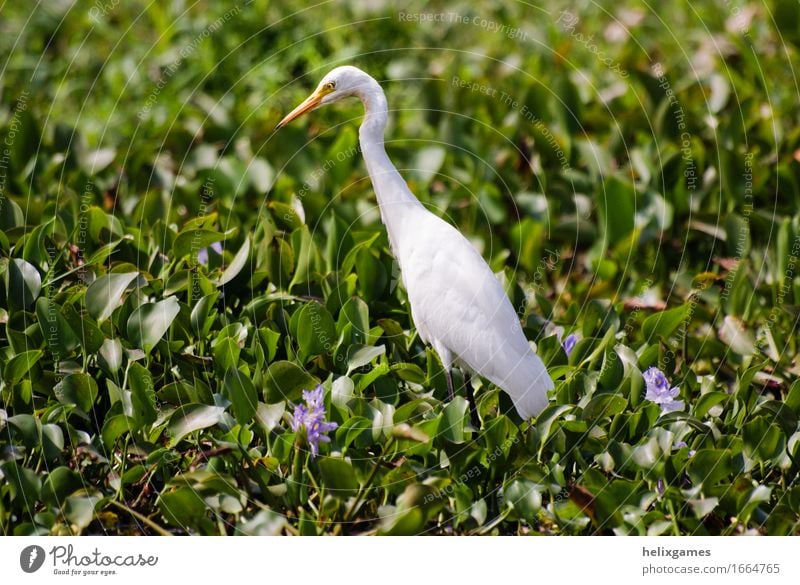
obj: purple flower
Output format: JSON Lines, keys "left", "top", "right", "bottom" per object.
{"left": 291, "top": 385, "right": 338, "bottom": 457}
{"left": 562, "top": 333, "right": 579, "bottom": 356}
{"left": 643, "top": 367, "right": 684, "bottom": 414}
{"left": 197, "top": 241, "right": 224, "bottom": 265}
{"left": 674, "top": 441, "right": 696, "bottom": 457}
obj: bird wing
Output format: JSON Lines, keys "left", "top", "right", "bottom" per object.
{"left": 397, "top": 211, "right": 553, "bottom": 418}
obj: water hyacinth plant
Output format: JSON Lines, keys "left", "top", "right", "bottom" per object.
{"left": 562, "top": 333, "right": 579, "bottom": 356}
{"left": 643, "top": 367, "right": 685, "bottom": 414}
{"left": 290, "top": 385, "right": 338, "bottom": 457}
{"left": 197, "top": 241, "right": 223, "bottom": 265}
{"left": 1, "top": 1, "right": 798, "bottom": 539}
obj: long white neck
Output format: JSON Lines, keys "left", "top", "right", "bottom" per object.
{"left": 355, "top": 76, "right": 422, "bottom": 251}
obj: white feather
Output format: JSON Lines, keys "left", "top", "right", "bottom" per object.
{"left": 281, "top": 65, "right": 554, "bottom": 418}
{"left": 398, "top": 211, "right": 553, "bottom": 418}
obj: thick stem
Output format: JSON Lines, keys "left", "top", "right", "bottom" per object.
{"left": 108, "top": 500, "right": 172, "bottom": 536}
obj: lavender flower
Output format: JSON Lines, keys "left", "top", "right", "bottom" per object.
{"left": 562, "top": 333, "right": 579, "bottom": 356}
{"left": 291, "top": 385, "right": 338, "bottom": 457}
{"left": 656, "top": 478, "right": 665, "bottom": 496}
{"left": 643, "top": 367, "right": 684, "bottom": 414}
{"left": 197, "top": 241, "right": 224, "bottom": 265}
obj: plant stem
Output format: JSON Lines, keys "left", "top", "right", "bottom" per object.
{"left": 343, "top": 437, "right": 394, "bottom": 523}
{"left": 108, "top": 499, "right": 172, "bottom": 536}
{"left": 237, "top": 430, "right": 270, "bottom": 497}
{"left": 287, "top": 440, "right": 303, "bottom": 508}
{"left": 667, "top": 499, "right": 680, "bottom": 536}
{"left": 116, "top": 436, "right": 129, "bottom": 500}
{"left": 473, "top": 508, "right": 511, "bottom": 535}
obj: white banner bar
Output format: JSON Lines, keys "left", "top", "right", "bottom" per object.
{"left": 2, "top": 536, "right": 797, "bottom": 584}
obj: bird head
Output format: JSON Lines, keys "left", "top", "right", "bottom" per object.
{"left": 275, "top": 66, "right": 370, "bottom": 129}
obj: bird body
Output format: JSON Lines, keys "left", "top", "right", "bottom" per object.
{"left": 277, "top": 66, "right": 553, "bottom": 420}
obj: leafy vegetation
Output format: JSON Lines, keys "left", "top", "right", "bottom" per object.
{"left": 1, "top": 1, "right": 800, "bottom": 535}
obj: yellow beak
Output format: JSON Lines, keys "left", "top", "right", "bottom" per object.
{"left": 275, "top": 88, "right": 326, "bottom": 130}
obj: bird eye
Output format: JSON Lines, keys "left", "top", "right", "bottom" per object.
{"left": 325, "top": 81, "right": 336, "bottom": 91}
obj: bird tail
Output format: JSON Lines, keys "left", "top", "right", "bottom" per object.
{"left": 497, "top": 350, "right": 553, "bottom": 420}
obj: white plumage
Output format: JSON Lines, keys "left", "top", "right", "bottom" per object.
{"left": 277, "top": 66, "right": 553, "bottom": 421}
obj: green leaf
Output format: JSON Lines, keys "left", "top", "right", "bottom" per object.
{"left": 688, "top": 497, "right": 719, "bottom": 519}
{"left": 2, "top": 461, "right": 41, "bottom": 513}
{"left": 190, "top": 292, "right": 220, "bottom": 338}
{"left": 22, "top": 218, "right": 55, "bottom": 267}
{"left": 440, "top": 396, "right": 469, "bottom": 444}
{"left": 64, "top": 495, "right": 99, "bottom": 532}
{"left": 127, "top": 296, "right": 180, "bottom": 352}
{"left": 642, "top": 304, "right": 691, "bottom": 340}
{"left": 102, "top": 414, "right": 138, "bottom": 446}
{"left": 7, "top": 258, "right": 41, "bottom": 312}
{"left": 6, "top": 414, "right": 39, "bottom": 449}
{"left": 391, "top": 423, "right": 430, "bottom": 443}
{"left": 36, "top": 297, "right": 80, "bottom": 356}
{"left": 218, "top": 236, "right": 250, "bottom": 285}
{"left": 97, "top": 338, "right": 124, "bottom": 375}
{"left": 158, "top": 487, "right": 207, "bottom": 528}
{"left": 173, "top": 228, "right": 235, "bottom": 261}
{"left": 54, "top": 373, "right": 99, "bottom": 412}
{"left": 534, "top": 404, "right": 573, "bottom": 457}
{"left": 167, "top": 404, "right": 225, "bottom": 446}
{"left": 317, "top": 457, "right": 359, "bottom": 498}
{"left": 743, "top": 416, "right": 786, "bottom": 461}
{"left": 291, "top": 302, "right": 336, "bottom": 359}
{"left": 224, "top": 368, "right": 258, "bottom": 425}
{"left": 582, "top": 394, "right": 628, "bottom": 420}
{"left": 254, "top": 401, "right": 285, "bottom": 433}
{"left": 270, "top": 201, "right": 303, "bottom": 230}
{"left": 503, "top": 478, "right": 542, "bottom": 521}
{"left": 41, "top": 467, "right": 84, "bottom": 506}
{"left": 337, "top": 296, "right": 369, "bottom": 345}
{"left": 237, "top": 509, "right": 285, "bottom": 535}
{"left": 346, "top": 344, "right": 385, "bottom": 373}
{"left": 693, "top": 391, "right": 731, "bottom": 419}
{"left": 598, "top": 176, "right": 635, "bottom": 245}
{"left": 263, "top": 361, "right": 319, "bottom": 403}
{"left": 725, "top": 213, "right": 750, "bottom": 257}
{"left": 337, "top": 416, "right": 373, "bottom": 450}
{"left": 391, "top": 362, "right": 426, "bottom": 383}
{"left": 213, "top": 335, "right": 242, "bottom": 373}
{"left": 687, "top": 449, "right": 733, "bottom": 486}
{"left": 356, "top": 249, "right": 388, "bottom": 301}
{"left": 331, "top": 376, "right": 355, "bottom": 409}
{"left": 84, "top": 272, "right": 138, "bottom": 323}
{"left": 3, "top": 350, "right": 43, "bottom": 385}
{"left": 786, "top": 379, "right": 800, "bottom": 415}
{"left": 0, "top": 198, "right": 24, "bottom": 231}
{"left": 289, "top": 226, "right": 314, "bottom": 289}
{"left": 60, "top": 304, "right": 106, "bottom": 354}
{"left": 128, "top": 362, "right": 157, "bottom": 426}
{"left": 378, "top": 506, "right": 425, "bottom": 536}
{"left": 737, "top": 484, "right": 771, "bottom": 524}
{"left": 41, "top": 423, "right": 64, "bottom": 459}
{"left": 258, "top": 328, "right": 281, "bottom": 362}
{"left": 719, "top": 315, "right": 756, "bottom": 356}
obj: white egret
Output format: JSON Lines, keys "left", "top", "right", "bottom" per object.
{"left": 276, "top": 66, "right": 553, "bottom": 423}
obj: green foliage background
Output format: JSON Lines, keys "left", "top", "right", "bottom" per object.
{"left": 1, "top": 0, "right": 800, "bottom": 535}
